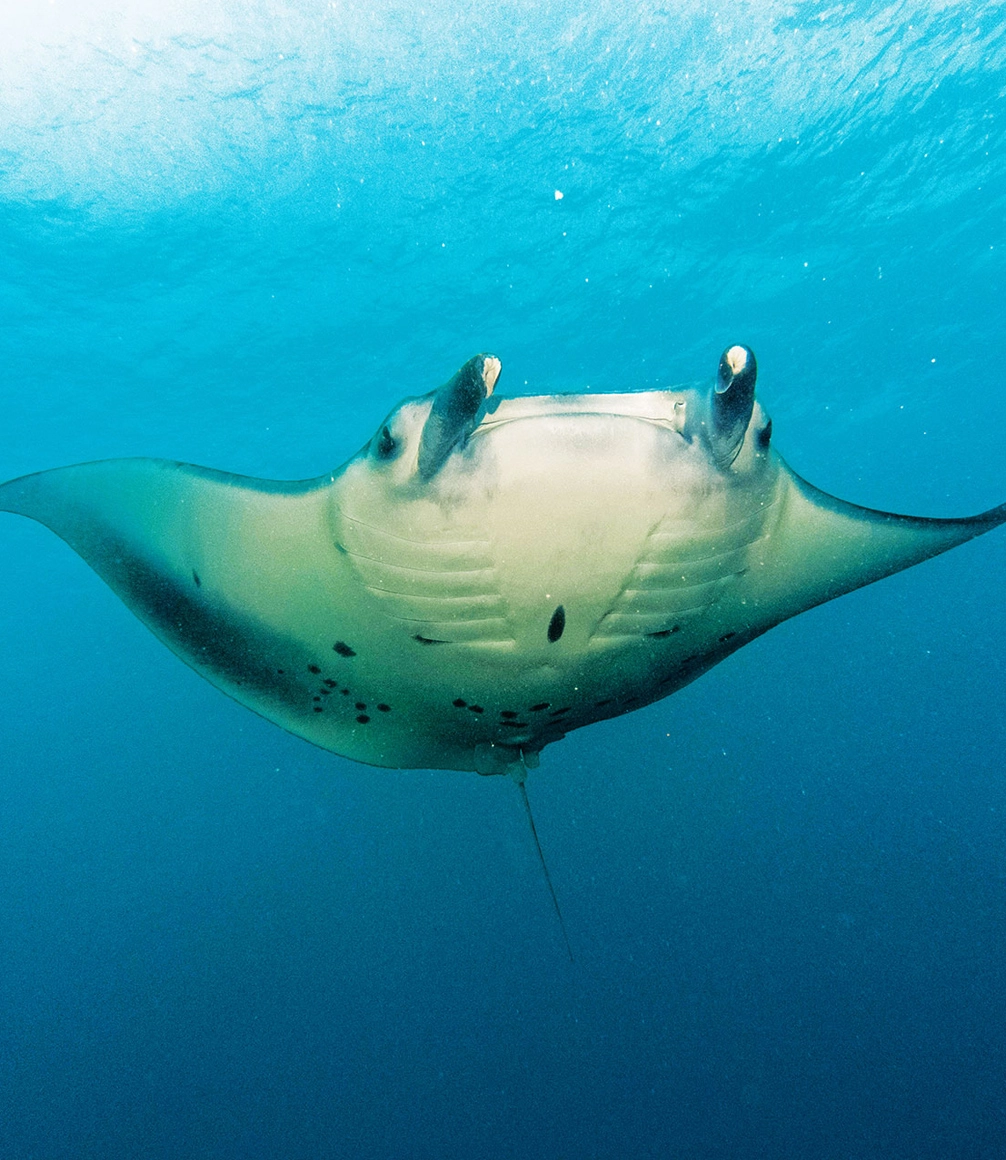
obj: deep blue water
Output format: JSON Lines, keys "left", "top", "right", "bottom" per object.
{"left": 2, "top": 3, "right": 1006, "bottom": 1156}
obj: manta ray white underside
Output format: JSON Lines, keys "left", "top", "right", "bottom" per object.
{"left": 3, "top": 347, "right": 1003, "bottom": 776}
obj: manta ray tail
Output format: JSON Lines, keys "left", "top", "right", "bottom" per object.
{"left": 515, "top": 776, "right": 574, "bottom": 963}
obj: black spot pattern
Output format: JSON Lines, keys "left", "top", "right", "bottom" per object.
{"left": 530, "top": 702, "right": 550, "bottom": 712}
{"left": 99, "top": 535, "right": 402, "bottom": 731}
{"left": 101, "top": 539, "right": 305, "bottom": 703}
{"left": 500, "top": 710, "right": 518, "bottom": 719}
{"left": 453, "top": 699, "right": 467, "bottom": 708}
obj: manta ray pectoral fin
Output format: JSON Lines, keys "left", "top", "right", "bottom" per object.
{"left": 755, "top": 464, "right": 1006, "bottom": 626}
{"left": 0, "top": 457, "right": 333, "bottom": 703}
{"left": 0, "top": 457, "right": 323, "bottom": 581}
{"left": 416, "top": 353, "right": 501, "bottom": 479}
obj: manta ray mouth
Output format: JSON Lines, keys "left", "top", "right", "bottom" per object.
{"left": 471, "top": 409, "right": 685, "bottom": 439}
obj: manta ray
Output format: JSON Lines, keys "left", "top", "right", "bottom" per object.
{"left": 2, "top": 346, "right": 1003, "bottom": 781}
{"left": 5, "top": 345, "right": 1002, "bottom": 956}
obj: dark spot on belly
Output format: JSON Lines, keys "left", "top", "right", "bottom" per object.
{"left": 500, "top": 721, "right": 529, "bottom": 728}
{"left": 377, "top": 704, "right": 391, "bottom": 712}
{"left": 529, "top": 702, "right": 550, "bottom": 712}
{"left": 551, "top": 706, "right": 571, "bottom": 716}
{"left": 453, "top": 698, "right": 467, "bottom": 708}
{"left": 355, "top": 702, "right": 366, "bottom": 711}
{"left": 469, "top": 705, "right": 484, "bottom": 714}
{"left": 308, "top": 664, "right": 321, "bottom": 674}
{"left": 323, "top": 679, "right": 337, "bottom": 688}
{"left": 718, "top": 632, "right": 737, "bottom": 643}
{"left": 333, "top": 641, "right": 356, "bottom": 657}
{"left": 500, "top": 710, "right": 518, "bottom": 719}
{"left": 313, "top": 706, "right": 323, "bottom": 713}
{"left": 356, "top": 714, "right": 370, "bottom": 724}
{"left": 341, "top": 688, "right": 350, "bottom": 695}
{"left": 320, "top": 688, "right": 330, "bottom": 695}
{"left": 192, "top": 570, "right": 201, "bottom": 587}
{"left": 313, "top": 696, "right": 321, "bottom": 702}
{"left": 757, "top": 418, "right": 772, "bottom": 448}
{"left": 547, "top": 605, "right": 566, "bottom": 643}
{"left": 415, "top": 634, "right": 449, "bottom": 645}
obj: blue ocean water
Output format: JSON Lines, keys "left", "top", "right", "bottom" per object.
{"left": 2, "top": 2, "right": 1006, "bottom": 1156}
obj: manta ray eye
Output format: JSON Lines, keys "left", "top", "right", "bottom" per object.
{"left": 374, "top": 425, "right": 398, "bottom": 460}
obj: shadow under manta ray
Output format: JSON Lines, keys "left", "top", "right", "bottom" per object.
{"left": 2, "top": 346, "right": 1004, "bottom": 956}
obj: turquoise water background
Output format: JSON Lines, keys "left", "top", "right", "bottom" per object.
{"left": 2, "top": 3, "right": 1006, "bottom": 1156}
